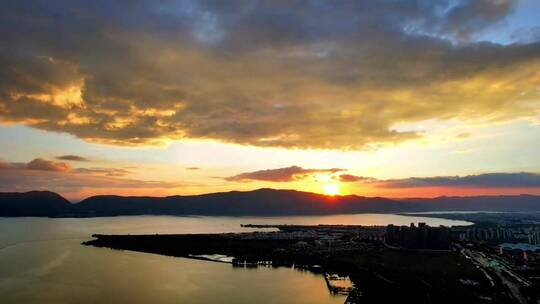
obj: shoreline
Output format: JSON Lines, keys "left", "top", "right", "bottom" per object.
{"left": 82, "top": 223, "right": 513, "bottom": 303}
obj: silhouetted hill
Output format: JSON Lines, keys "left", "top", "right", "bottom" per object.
{"left": 0, "top": 191, "right": 71, "bottom": 216}
{"left": 71, "top": 189, "right": 411, "bottom": 216}
{"left": 1, "top": 189, "right": 540, "bottom": 217}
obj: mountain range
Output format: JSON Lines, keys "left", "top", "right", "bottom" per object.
{"left": 1, "top": 189, "right": 539, "bottom": 217}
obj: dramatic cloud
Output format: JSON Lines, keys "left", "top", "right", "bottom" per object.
{"left": 0, "top": 1, "right": 539, "bottom": 149}
{"left": 26, "top": 158, "right": 72, "bottom": 172}
{"left": 226, "top": 166, "right": 345, "bottom": 182}
{"left": 339, "top": 172, "right": 540, "bottom": 188}
{"left": 56, "top": 155, "right": 90, "bottom": 162}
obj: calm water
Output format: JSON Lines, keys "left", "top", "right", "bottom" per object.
{"left": 0, "top": 214, "right": 470, "bottom": 304}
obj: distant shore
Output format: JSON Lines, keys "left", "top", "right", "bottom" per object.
{"left": 2, "top": 189, "right": 539, "bottom": 218}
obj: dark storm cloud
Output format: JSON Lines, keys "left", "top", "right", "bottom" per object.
{"left": 0, "top": 0, "right": 538, "bottom": 149}
{"left": 225, "top": 166, "right": 345, "bottom": 182}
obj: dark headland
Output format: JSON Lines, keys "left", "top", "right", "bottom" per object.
{"left": 1, "top": 189, "right": 540, "bottom": 217}
{"left": 83, "top": 221, "right": 540, "bottom": 303}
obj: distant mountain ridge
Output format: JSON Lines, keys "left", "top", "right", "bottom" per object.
{"left": 1, "top": 189, "right": 539, "bottom": 217}
{"left": 0, "top": 191, "right": 72, "bottom": 217}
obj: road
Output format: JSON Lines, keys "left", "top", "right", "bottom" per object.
{"left": 462, "top": 248, "right": 529, "bottom": 304}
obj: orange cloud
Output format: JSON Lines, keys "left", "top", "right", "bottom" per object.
{"left": 0, "top": 159, "right": 187, "bottom": 201}
{"left": 225, "top": 166, "right": 345, "bottom": 182}
{"left": 26, "top": 158, "right": 71, "bottom": 172}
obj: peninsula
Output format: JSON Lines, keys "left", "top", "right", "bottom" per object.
{"left": 84, "top": 222, "right": 540, "bottom": 303}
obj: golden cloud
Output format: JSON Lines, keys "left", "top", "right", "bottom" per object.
{"left": 0, "top": 1, "right": 538, "bottom": 149}
{"left": 26, "top": 158, "right": 72, "bottom": 172}
{"left": 226, "top": 166, "right": 345, "bottom": 182}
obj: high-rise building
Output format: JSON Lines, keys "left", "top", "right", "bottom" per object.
{"left": 386, "top": 223, "right": 450, "bottom": 250}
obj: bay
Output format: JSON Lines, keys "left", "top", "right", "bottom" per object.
{"left": 0, "top": 214, "right": 470, "bottom": 304}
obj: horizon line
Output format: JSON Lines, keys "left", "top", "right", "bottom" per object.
{"left": 4, "top": 188, "right": 538, "bottom": 204}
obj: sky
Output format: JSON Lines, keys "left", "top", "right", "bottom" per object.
{"left": 0, "top": 0, "right": 539, "bottom": 201}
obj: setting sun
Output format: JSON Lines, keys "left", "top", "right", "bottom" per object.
{"left": 322, "top": 183, "right": 340, "bottom": 196}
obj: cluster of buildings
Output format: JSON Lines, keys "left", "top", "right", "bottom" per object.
{"left": 528, "top": 231, "right": 540, "bottom": 246}
{"left": 240, "top": 224, "right": 386, "bottom": 242}
{"left": 459, "top": 227, "right": 515, "bottom": 242}
{"left": 238, "top": 230, "right": 325, "bottom": 240}
{"left": 236, "top": 224, "right": 385, "bottom": 256}
{"left": 457, "top": 224, "right": 540, "bottom": 270}
{"left": 386, "top": 223, "right": 451, "bottom": 250}
{"left": 498, "top": 243, "right": 540, "bottom": 267}
{"left": 457, "top": 225, "right": 540, "bottom": 247}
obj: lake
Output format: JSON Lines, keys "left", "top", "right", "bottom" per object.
{"left": 0, "top": 214, "right": 470, "bottom": 304}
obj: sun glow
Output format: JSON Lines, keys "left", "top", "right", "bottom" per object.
{"left": 322, "top": 183, "right": 340, "bottom": 196}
